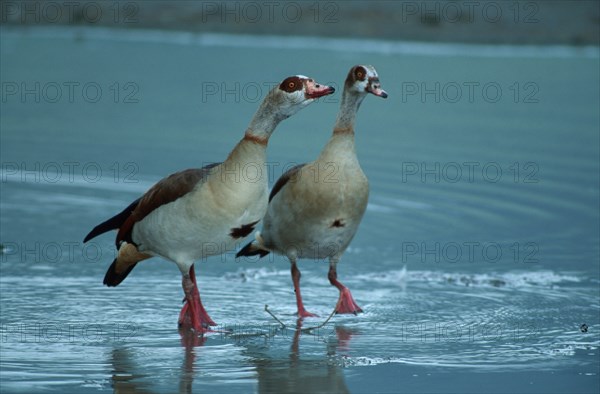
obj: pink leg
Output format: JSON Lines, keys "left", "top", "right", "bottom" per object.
{"left": 291, "top": 262, "right": 317, "bottom": 318}
{"left": 178, "top": 265, "right": 217, "bottom": 333}
{"left": 178, "top": 304, "right": 192, "bottom": 327}
{"left": 187, "top": 265, "right": 216, "bottom": 326}
{"left": 328, "top": 264, "right": 362, "bottom": 315}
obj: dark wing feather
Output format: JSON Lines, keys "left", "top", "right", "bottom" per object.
{"left": 103, "top": 258, "right": 137, "bottom": 287}
{"left": 83, "top": 163, "right": 220, "bottom": 246}
{"left": 236, "top": 241, "right": 269, "bottom": 258}
{"left": 269, "top": 164, "right": 305, "bottom": 202}
{"left": 83, "top": 198, "right": 140, "bottom": 243}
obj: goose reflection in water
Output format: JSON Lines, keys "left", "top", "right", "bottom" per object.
{"left": 252, "top": 320, "right": 355, "bottom": 394}
{"left": 107, "top": 322, "right": 356, "bottom": 394}
{"left": 109, "top": 348, "right": 155, "bottom": 394}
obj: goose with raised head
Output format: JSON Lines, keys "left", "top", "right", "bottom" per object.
{"left": 84, "top": 75, "right": 335, "bottom": 333}
{"left": 237, "top": 65, "right": 387, "bottom": 317}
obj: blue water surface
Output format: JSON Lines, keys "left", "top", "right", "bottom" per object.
{"left": 1, "top": 27, "right": 599, "bottom": 393}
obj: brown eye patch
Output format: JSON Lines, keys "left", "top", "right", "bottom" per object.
{"left": 354, "top": 66, "right": 367, "bottom": 81}
{"left": 279, "top": 76, "right": 303, "bottom": 93}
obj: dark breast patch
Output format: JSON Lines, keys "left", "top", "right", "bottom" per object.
{"left": 331, "top": 219, "right": 346, "bottom": 228}
{"left": 230, "top": 220, "right": 259, "bottom": 239}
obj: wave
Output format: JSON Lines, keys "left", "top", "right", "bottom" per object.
{"left": 354, "top": 268, "right": 582, "bottom": 288}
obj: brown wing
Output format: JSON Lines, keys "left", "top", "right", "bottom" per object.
{"left": 115, "top": 163, "right": 220, "bottom": 246}
{"left": 83, "top": 166, "right": 217, "bottom": 246}
{"left": 268, "top": 164, "right": 305, "bottom": 202}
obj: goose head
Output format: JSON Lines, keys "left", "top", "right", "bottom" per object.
{"left": 345, "top": 65, "right": 388, "bottom": 98}
{"left": 269, "top": 75, "right": 336, "bottom": 119}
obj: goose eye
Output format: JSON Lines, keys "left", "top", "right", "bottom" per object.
{"left": 280, "top": 76, "right": 302, "bottom": 92}
{"left": 354, "top": 66, "right": 367, "bottom": 80}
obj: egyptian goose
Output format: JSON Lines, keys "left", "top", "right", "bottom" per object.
{"left": 84, "top": 75, "right": 335, "bottom": 333}
{"left": 237, "top": 65, "right": 387, "bottom": 317}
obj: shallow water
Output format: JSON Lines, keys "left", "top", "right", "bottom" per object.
{"left": 1, "top": 27, "right": 599, "bottom": 393}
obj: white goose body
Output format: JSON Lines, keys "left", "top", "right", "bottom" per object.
{"left": 262, "top": 135, "right": 368, "bottom": 260}
{"left": 134, "top": 143, "right": 269, "bottom": 266}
